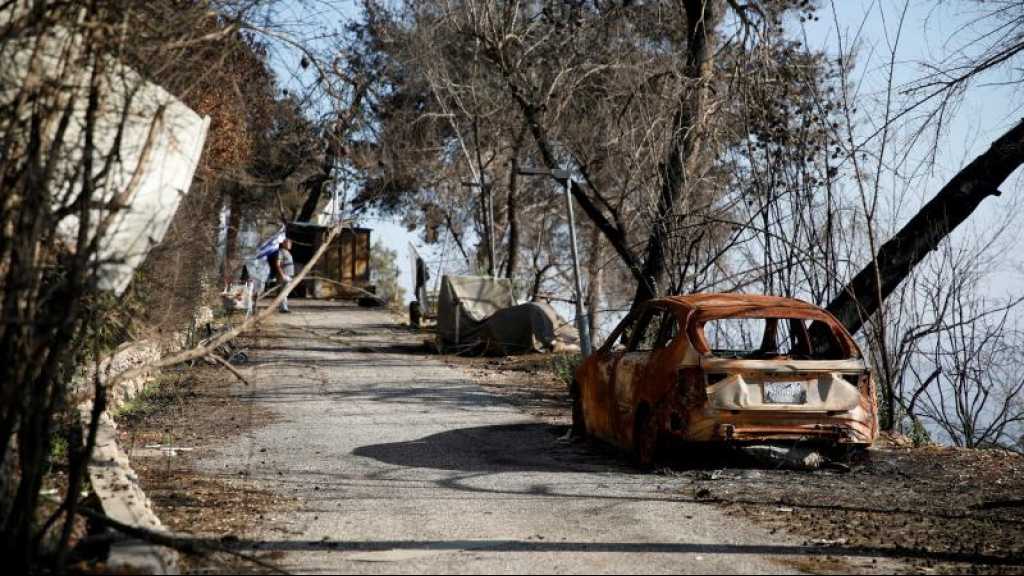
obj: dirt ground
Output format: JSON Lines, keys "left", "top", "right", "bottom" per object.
{"left": 118, "top": 321, "right": 1024, "bottom": 574}
{"left": 115, "top": 358, "right": 296, "bottom": 573}
{"left": 456, "top": 352, "right": 1024, "bottom": 575}
{"left": 447, "top": 352, "right": 577, "bottom": 424}
{"left": 704, "top": 446, "right": 1024, "bottom": 575}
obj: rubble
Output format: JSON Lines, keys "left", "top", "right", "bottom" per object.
{"left": 740, "top": 444, "right": 825, "bottom": 470}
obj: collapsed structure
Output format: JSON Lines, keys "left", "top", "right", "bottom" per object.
{"left": 436, "top": 275, "right": 579, "bottom": 355}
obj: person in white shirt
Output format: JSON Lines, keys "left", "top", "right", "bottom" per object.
{"left": 269, "top": 238, "right": 295, "bottom": 313}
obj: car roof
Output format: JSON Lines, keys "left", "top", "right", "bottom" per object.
{"left": 652, "top": 293, "right": 836, "bottom": 320}
{"left": 650, "top": 293, "right": 859, "bottom": 355}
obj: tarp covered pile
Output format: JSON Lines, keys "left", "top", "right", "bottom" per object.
{"left": 437, "top": 275, "right": 579, "bottom": 355}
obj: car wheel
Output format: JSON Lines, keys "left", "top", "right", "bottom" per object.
{"left": 632, "top": 404, "right": 658, "bottom": 470}
{"left": 570, "top": 380, "right": 586, "bottom": 437}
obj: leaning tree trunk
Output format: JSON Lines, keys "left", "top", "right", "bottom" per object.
{"left": 512, "top": 94, "right": 646, "bottom": 284}
{"left": 828, "top": 118, "right": 1024, "bottom": 335}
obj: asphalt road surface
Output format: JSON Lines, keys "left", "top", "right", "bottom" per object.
{"left": 196, "top": 300, "right": 809, "bottom": 574}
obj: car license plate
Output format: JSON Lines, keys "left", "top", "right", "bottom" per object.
{"left": 763, "top": 381, "right": 807, "bottom": 404}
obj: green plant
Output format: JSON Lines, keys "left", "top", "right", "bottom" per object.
{"left": 370, "top": 241, "right": 406, "bottom": 308}
{"left": 48, "top": 436, "right": 68, "bottom": 469}
{"left": 909, "top": 417, "right": 932, "bottom": 447}
{"left": 549, "top": 352, "right": 582, "bottom": 387}
{"left": 111, "top": 383, "right": 159, "bottom": 422}
{"left": 70, "top": 271, "right": 148, "bottom": 364}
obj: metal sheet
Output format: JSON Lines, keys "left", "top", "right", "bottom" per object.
{"left": 2, "top": 20, "right": 209, "bottom": 295}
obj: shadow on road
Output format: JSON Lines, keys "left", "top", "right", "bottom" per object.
{"left": 352, "top": 422, "right": 787, "bottom": 474}
{"left": 350, "top": 423, "right": 1024, "bottom": 528}
{"left": 209, "top": 537, "right": 1020, "bottom": 568}
{"left": 353, "top": 423, "right": 616, "bottom": 474}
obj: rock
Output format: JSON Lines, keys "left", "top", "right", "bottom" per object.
{"left": 701, "top": 470, "right": 725, "bottom": 481}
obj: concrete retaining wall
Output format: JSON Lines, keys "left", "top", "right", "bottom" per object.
{"left": 75, "top": 340, "right": 178, "bottom": 574}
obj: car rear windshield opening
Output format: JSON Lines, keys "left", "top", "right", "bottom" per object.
{"left": 701, "top": 317, "right": 850, "bottom": 360}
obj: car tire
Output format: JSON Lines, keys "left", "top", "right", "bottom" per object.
{"left": 570, "top": 380, "right": 586, "bottom": 437}
{"left": 632, "top": 404, "right": 658, "bottom": 470}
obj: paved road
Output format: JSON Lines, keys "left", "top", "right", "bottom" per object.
{"left": 197, "top": 300, "right": 806, "bottom": 574}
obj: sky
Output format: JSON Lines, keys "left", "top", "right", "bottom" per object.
{"left": 264, "top": 0, "right": 1024, "bottom": 311}
{"left": 799, "top": 1, "right": 1023, "bottom": 296}
{"left": 802, "top": 1, "right": 1021, "bottom": 190}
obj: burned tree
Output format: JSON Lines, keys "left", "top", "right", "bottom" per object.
{"left": 826, "top": 129, "right": 1024, "bottom": 335}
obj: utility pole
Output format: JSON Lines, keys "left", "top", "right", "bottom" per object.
{"left": 461, "top": 177, "right": 496, "bottom": 277}
{"left": 518, "top": 166, "right": 593, "bottom": 356}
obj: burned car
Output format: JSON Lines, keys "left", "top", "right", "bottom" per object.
{"left": 572, "top": 294, "right": 878, "bottom": 466}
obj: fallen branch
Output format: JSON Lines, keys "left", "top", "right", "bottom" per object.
{"left": 208, "top": 353, "right": 253, "bottom": 386}
{"left": 104, "top": 222, "right": 349, "bottom": 391}
{"left": 303, "top": 275, "right": 384, "bottom": 300}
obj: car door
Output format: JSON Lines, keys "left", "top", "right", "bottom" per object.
{"left": 612, "top": 304, "right": 680, "bottom": 446}
{"left": 575, "top": 313, "right": 634, "bottom": 443}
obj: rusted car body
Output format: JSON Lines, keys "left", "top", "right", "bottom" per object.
{"left": 573, "top": 294, "right": 878, "bottom": 465}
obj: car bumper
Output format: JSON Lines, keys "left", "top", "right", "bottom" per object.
{"left": 683, "top": 408, "right": 876, "bottom": 445}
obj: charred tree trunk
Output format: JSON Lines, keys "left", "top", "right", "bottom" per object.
{"left": 586, "top": 225, "right": 604, "bottom": 338}
{"left": 296, "top": 157, "right": 333, "bottom": 223}
{"left": 504, "top": 155, "right": 520, "bottom": 280}
{"left": 828, "top": 118, "right": 1024, "bottom": 335}
{"left": 630, "top": 0, "right": 719, "bottom": 310}
{"left": 530, "top": 263, "right": 553, "bottom": 302}
{"left": 504, "top": 124, "right": 528, "bottom": 281}
{"left": 222, "top": 185, "right": 242, "bottom": 286}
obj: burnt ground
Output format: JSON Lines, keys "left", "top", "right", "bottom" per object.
{"left": 115, "top": 350, "right": 297, "bottom": 573}
{"left": 456, "top": 352, "right": 1024, "bottom": 575}
{"left": 704, "top": 447, "right": 1024, "bottom": 575}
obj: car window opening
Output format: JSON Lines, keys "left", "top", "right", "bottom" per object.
{"left": 702, "top": 317, "right": 847, "bottom": 360}
{"left": 626, "top": 307, "right": 678, "bottom": 352}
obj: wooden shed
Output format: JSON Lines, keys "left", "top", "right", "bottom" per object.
{"left": 286, "top": 222, "right": 373, "bottom": 299}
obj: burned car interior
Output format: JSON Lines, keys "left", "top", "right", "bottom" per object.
{"left": 699, "top": 316, "right": 850, "bottom": 361}
{"left": 603, "top": 305, "right": 850, "bottom": 360}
